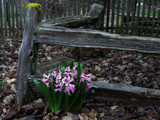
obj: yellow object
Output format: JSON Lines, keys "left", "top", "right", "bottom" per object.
{"left": 26, "top": 3, "right": 41, "bottom": 12}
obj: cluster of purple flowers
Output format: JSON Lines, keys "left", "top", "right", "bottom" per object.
{"left": 42, "top": 65, "right": 93, "bottom": 96}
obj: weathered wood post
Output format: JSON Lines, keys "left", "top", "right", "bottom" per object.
{"left": 95, "top": 0, "right": 107, "bottom": 30}
{"left": 16, "top": 7, "right": 39, "bottom": 106}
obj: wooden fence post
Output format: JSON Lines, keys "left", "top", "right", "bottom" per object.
{"left": 97, "top": 0, "right": 107, "bottom": 30}
{"left": 16, "top": 7, "right": 39, "bottom": 106}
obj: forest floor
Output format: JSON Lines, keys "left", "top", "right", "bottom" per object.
{"left": 0, "top": 37, "right": 160, "bottom": 120}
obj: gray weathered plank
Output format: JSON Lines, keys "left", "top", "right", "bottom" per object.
{"left": 40, "top": 3, "right": 104, "bottom": 28}
{"left": 59, "top": 0, "right": 62, "bottom": 17}
{"left": 7, "top": 0, "right": 11, "bottom": 36}
{"left": 41, "top": 16, "right": 99, "bottom": 28}
{"left": 15, "top": 0, "right": 19, "bottom": 36}
{"left": 87, "top": 0, "right": 90, "bottom": 13}
{"left": 121, "top": 0, "right": 126, "bottom": 34}
{"left": 145, "top": 1, "right": 151, "bottom": 36}
{"left": 130, "top": 0, "right": 136, "bottom": 36}
{"left": 19, "top": 0, "right": 23, "bottom": 36}
{"left": 63, "top": 0, "right": 67, "bottom": 17}
{"left": 116, "top": 0, "right": 120, "bottom": 33}
{"left": 82, "top": 0, "right": 85, "bottom": 15}
{"left": 16, "top": 7, "right": 39, "bottom": 106}
{"left": 111, "top": 0, "right": 116, "bottom": 33}
{"left": 151, "top": 1, "right": 156, "bottom": 36}
{"left": 4, "top": 0, "right": 7, "bottom": 36}
{"left": 78, "top": 0, "right": 81, "bottom": 15}
{"left": 140, "top": 0, "right": 146, "bottom": 36}
{"left": 135, "top": 0, "right": 141, "bottom": 36}
{"left": 50, "top": 0, "right": 54, "bottom": 18}
{"left": 45, "top": 0, "right": 48, "bottom": 19}
{"left": 68, "top": 0, "right": 71, "bottom": 16}
{"left": 35, "top": 26, "right": 160, "bottom": 54}
{"left": 106, "top": 0, "right": 110, "bottom": 32}
{"left": 23, "top": 0, "right": 26, "bottom": 23}
{"left": 11, "top": 0, "right": 15, "bottom": 35}
{"left": 155, "top": 12, "right": 160, "bottom": 37}
{"left": 73, "top": 0, "right": 77, "bottom": 16}
{"left": 0, "top": 0, "right": 3, "bottom": 36}
{"left": 89, "top": 81, "right": 160, "bottom": 105}
{"left": 126, "top": 0, "right": 130, "bottom": 35}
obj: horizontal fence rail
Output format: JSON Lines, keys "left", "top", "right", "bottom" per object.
{"left": 0, "top": 0, "right": 159, "bottom": 38}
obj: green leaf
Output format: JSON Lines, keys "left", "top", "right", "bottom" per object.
{"left": 68, "top": 91, "right": 80, "bottom": 110}
{"left": 91, "top": 89, "right": 95, "bottom": 94}
{"left": 76, "top": 63, "right": 83, "bottom": 85}
{"left": 65, "top": 92, "right": 70, "bottom": 110}
{"left": 58, "top": 84, "right": 65, "bottom": 109}
{"left": 72, "top": 81, "right": 87, "bottom": 109}
{"left": 73, "top": 62, "right": 78, "bottom": 66}
{"left": 93, "top": 85, "right": 98, "bottom": 88}
{"left": 62, "top": 60, "right": 68, "bottom": 68}
{"left": 79, "top": 81, "right": 87, "bottom": 98}
{"left": 34, "top": 80, "right": 55, "bottom": 112}
{"left": 49, "top": 82, "right": 57, "bottom": 110}
{"left": 61, "top": 67, "right": 65, "bottom": 72}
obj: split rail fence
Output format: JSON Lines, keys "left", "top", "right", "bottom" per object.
{"left": 0, "top": 0, "right": 159, "bottom": 37}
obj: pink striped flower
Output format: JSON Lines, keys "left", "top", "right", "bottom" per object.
{"left": 43, "top": 73, "right": 51, "bottom": 79}
{"left": 85, "top": 83, "right": 93, "bottom": 92}
{"left": 85, "top": 73, "right": 92, "bottom": 82}
{"left": 52, "top": 71, "right": 57, "bottom": 77}
{"left": 64, "top": 66, "right": 70, "bottom": 76}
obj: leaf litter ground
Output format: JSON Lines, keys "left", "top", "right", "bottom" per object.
{"left": 0, "top": 38, "right": 160, "bottom": 119}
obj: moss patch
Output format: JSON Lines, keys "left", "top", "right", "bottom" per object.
{"left": 26, "top": 3, "right": 41, "bottom": 12}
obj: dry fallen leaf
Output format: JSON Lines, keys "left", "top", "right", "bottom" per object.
{"left": 62, "top": 112, "right": 73, "bottom": 120}
{"left": 10, "top": 84, "right": 16, "bottom": 92}
{"left": 43, "top": 113, "right": 58, "bottom": 120}
{"left": 34, "top": 98, "right": 44, "bottom": 104}
{"left": 3, "top": 94, "right": 14, "bottom": 104}
{"left": 89, "top": 109, "right": 98, "bottom": 117}
{"left": 5, "top": 108, "right": 18, "bottom": 119}
{"left": 6, "top": 78, "right": 16, "bottom": 84}
{"left": 95, "top": 66, "right": 101, "bottom": 71}
{"left": 78, "top": 113, "right": 88, "bottom": 120}
{"left": 110, "top": 106, "right": 118, "bottom": 111}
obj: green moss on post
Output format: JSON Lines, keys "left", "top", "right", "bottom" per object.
{"left": 26, "top": 3, "right": 41, "bottom": 12}
{"left": 26, "top": 3, "right": 41, "bottom": 23}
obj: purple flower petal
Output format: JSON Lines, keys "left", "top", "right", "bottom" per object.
{"left": 73, "top": 65, "right": 77, "bottom": 71}
{"left": 43, "top": 73, "right": 51, "bottom": 79}
{"left": 55, "top": 89, "right": 59, "bottom": 92}
{"left": 85, "top": 83, "right": 93, "bottom": 92}
{"left": 46, "top": 83, "right": 50, "bottom": 87}
{"left": 52, "top": 71, "right": 57, "bottom": 77}
{"left": 42, "top": 78, "right": 48, "bottom": 83}
{"left": 85, "top": 77, "right": 91, "bottom": 83}
{"left": 65, "top": 66, "right": 70, "bottom": 72}
{"left": 56, "top": 73, "right": 61, "bottom": 80}
{"left": 62, "top": 76, "right": 67, "bottom": 84}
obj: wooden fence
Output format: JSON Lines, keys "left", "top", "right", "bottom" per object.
{"left": 0, "top": 0, "right": 97, "bottom": 37}
{"left": 106, "top": 0, "right": 160, "bottom": 37}
{"left": 0, "top": 0, "right": 159, "bottom": 37}
{"left": 0, "top": 0, "right": 30, "bottom": 37}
